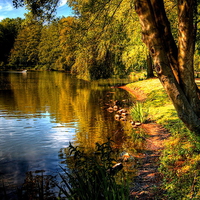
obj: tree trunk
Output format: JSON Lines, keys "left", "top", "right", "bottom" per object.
{"left": 146, "top": 53, "right": 154, "bottom": 78}
{"left": 178, "top": 0, "right": 200, "bottom": 115}
{"left": 134, "top": 0, "right": 200, "bottom": 134}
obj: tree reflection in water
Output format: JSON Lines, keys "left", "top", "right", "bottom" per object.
{"left": 0, "top": 71, "right": 145, "bottom": 198}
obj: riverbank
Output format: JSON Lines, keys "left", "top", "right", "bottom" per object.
{"left": 122, "top": 77, "right": 200, "bottom": 199}
{"left": 121, "top": 78, "right": 171, "bottom": 199}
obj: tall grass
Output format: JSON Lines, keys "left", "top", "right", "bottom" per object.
{"left": 130, "top": 101, "right": 149, "bottom": 123}
{"left": 56, "top": 139, "right": 130, "bottom": 200}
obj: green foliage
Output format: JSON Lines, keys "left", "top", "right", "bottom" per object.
{"left": 160, "top": 129, "right": 200, "bottom": 200}
{"left": 5, "top": 0, "right": 200, "bottom": 79}
{"left": 61, "top": 0, "right": 148, "bottom": 77}
{"left": 0, "top": 17, "right": 23, "bottom": 67}
{"left": 38, "top": 20, "right": 62, "bottom": 70}
{"left": 127, "top": 77, "right": 200, "bottom": 199}
{"left": 13, "top": 0, "right": 60, "bottom": 21}
{"left": 56, "top": 139, "right": 130, "bottom": 200}
{"left": 5, "top": 0, "right": 188, "bottom": 80}
{"left": 9, "top": 16, "right": 42, "bottom": 68}
{"left": 130, "top": 101, "right": 149, "bottom": 123}
{"left": 6, "top": 0, "right": 148, "bottom": 78}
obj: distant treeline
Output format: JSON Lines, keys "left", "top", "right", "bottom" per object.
{"left": 1, "top": 0, "right": 200, "bottom": 80}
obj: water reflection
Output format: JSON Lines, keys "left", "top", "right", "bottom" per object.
{"left": 0, "top": 71, "right": 134, "bottom": 191}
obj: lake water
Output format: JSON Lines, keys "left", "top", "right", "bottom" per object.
{"left": 0, "top": 71, "right": 135, "bottom": 194}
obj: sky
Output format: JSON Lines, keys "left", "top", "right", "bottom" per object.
{"left": 0, "top": 0, "right": 73, "bottom": 21}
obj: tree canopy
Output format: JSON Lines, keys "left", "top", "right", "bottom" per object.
{"left": 6, "top": 0, "right": 147, "bottom": 78}
{"left": 6, "top": 0, "right": 200, "bottom": 134}
{"left": 0, "top": 17, "right": 23, "bottom": 67}
{"left": 13, "top": 0, "right": 60, "bottom": 20}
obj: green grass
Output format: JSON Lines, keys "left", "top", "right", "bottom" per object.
{"left": 126, "top": 77, "right": 200, "bottom": 199}
{"left": 127, "top": 78, "right": 176, "bottom": 124}
{"left": 130, "top": 101, "right": 149, "bottom": 123}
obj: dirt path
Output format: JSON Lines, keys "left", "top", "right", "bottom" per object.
{"left": 119, "top": 86, "right": 147, "bottom": 102}
{"left": 120, "top": 86, "right": 170, "bottom": 199}
{"left": 129, "top": 123, "right": 170, "bottom": 200}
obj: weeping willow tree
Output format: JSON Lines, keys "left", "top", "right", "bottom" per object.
{"left": 66, "top": 0, "right": 131, "bottom": 80}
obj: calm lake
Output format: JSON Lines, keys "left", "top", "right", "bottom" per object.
{"left": 0, "top": 71, "right": 136, "bottom": 193}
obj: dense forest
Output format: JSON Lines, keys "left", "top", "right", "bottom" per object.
{"left": 1, "top": 0, "right": 194, "bottom": 80}
{"left": 0, "top": 4, "right": 147, "bottom": 80}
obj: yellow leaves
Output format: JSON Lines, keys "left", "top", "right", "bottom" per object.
{"left": 192, "top": 154, "right": 200, "bottom": 163}
{"left": 59, "top": 17, "right": 76, "bottom": 38}
{"left": 122, "top": 45, "right": 147, "bottom": 70}
{"left": 165, "top": 139, "right": 200, "bottom": 177}
{"left": 182, "top": 142, "right": 194, "bottom": 152}
{"left": 96, "top": 40, "right": 110, "bottom": 61}
{"left": 177, "top": 165, "right": 191, "bottom": 175}
{"left": 167, "top": 137, "right": 180, "bottom": 147}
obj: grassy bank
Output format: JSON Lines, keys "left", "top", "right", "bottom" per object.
{"left": 126, "top": 78, "right": 200, "bottom": 199}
